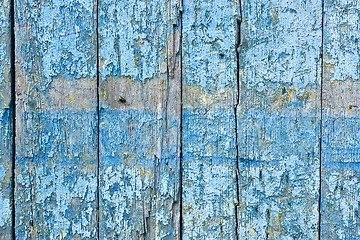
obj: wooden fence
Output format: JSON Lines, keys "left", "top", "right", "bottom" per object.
{"left": 0, "top": 0, "right": 359, "bottom": 239}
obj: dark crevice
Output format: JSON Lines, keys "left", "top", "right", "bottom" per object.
{"left": 234, "top": 1, "right": 242, "bottom": 240}
{"left": 319, "top": 0, "right": 325, "bottom": 239}
{"left": 179, "top": 1, "right": 183, "bottom": 239}
{"left": 142, "top": 194, "right": 147, "bottom": 239}
{"left": 234, "top": 106, "right": 240, "bottom": 240}
{"left": 96, "top": 0, "right": 100, "bottom": 239}
{"left": 10, "top": 0, "right": 16, "bottom": 238}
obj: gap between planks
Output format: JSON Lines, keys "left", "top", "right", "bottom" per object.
{"left": 318, "top": 0, "right": 325, "bottom": 239}
{"left": 234, "top": 0, "right": 243, "bottom": 239}
{"left": 10, "top": 0, "right": 16, "bottom": 238}
{"left": 179, "top": 1, "right": 184, "bottom": 239}
{"left": 96, "top": 0, "right": 100, "bottom": 238}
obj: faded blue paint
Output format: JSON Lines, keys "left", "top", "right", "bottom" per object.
{"left": 323, "top": 117, "right": 360, "bottom": 163}
{"left": 1, "top": 0, "right": 359, "bottom": 239}
{"left": 15, "top": 0, "right": 98, "bottom": 239}
{"left": 0, "top": 110, "right": 11, "bottom": 239}
{"left": 237, "top": 0, "right": 322, "bottom": 238}
{"left": 99, "top": 0, "right": 167, "bottom": 82}
{"left": 100, "top": 110, "right": 180, "bottom": 239}
{"left": 99, "top": 0, "right": 181, "bottom": 239}
{"left": 237, "top": 113, "right": 320, "bottom": 239}
{"left": 15, "top": 112, "right": 98, "bottom": 239}
{"left": 182, "top": 1, "right": 238, "bottom": 91}
{"left": 183, "top": 109, "right": 237, "bottom": 164}
{"left": 182, "top": 109, "right": 237, "bottom": 239}
{"left": 182, "top": 0, "right": 239, "bottom": 239}
{"left": 321, "top": 0, "right": 360, "bottom": 238}
{"left": 238, "top": 114, "right": 319, "bottom": 160}
{"left": 0, "top": 0, "right": 12, "bottom": 238}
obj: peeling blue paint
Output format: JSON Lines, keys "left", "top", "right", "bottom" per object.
{"left": 0, "top": 0, "right": 358, "bottom": 239}
{"left": 15, "top": 0, "right": 98, "bottom": 238}
{"left": 182, "top": 0, "right": 239, "bottom": 238}
{"left": 237, "top": 0, "right": 322, "bottom": 238}
{"left": 321, "top": 0, "right": 360, "bottom": 238}
{"left": 0, "top": 0, "right": 12, "bottom": 238}
{"left": 99, "top": 0, "right": 181, "bottom": 238}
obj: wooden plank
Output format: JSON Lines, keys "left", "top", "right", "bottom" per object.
{"left": 0, "top": 0, "right": 13, "bottom": 238}
{"left": 98, "top": 0, "right": 181, "bottom": 238}
{"left": 321, "top": 0, "right": 360, "bottom": 238}
{"left": 14, "top": 0, "right": 98, "bottom": 239}
{"left": 181, "top": 0, "right": 239, "bottom": 238}
{"left": 237, "top": 0, "right": 322, "bottom": 238}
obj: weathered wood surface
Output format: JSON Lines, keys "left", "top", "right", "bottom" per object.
{"left": 15, "top": 0, "right": 98, "bottom": 239}
{"left": 181, "top": 0, "right": 239, "bottom": 239}
{"left": 0, "top": 0, "right": 12, "bottom": 238}
{"left": 98, "top": 0, "right": 181, "bottom": 239}
{"left": 0, "top": 0, "right": 359, "bottom": 239}
{"left": 237, "top": 0, "right": 322, "bottom": 238}
{"left": 321, "top": 0, "right": 360, "bottom": 238}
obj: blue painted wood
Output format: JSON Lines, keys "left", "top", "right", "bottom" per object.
{"left": 321, "top": 0, "right": 360, "bottom": 238}
{"left": 237, "top": 0, "right": 322, "bottom": 238}
{"left": 181, "top": 0, "right": 240, "bottom": 239}
{"left": 98, "top": 0, "right": 181, "bottom": 238}
{"left": 0, "top": 0, "right": 12, "bottom": 238}
{"left": 3, "top": 0, "right": 360, "bottom": 238}
{"left": 14, "top": 0, "right": 98, "bottom": 238}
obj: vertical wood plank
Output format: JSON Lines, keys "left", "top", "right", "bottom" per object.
{"left": 321, "top": 0, "right": 360, "bottom": 238}
{"left": 181, "top": 0, "right": 239, "bottom": 239}
{"left": 237, "top": 0, "right": 322, "bottom": 238}
{"left": 0, "top": 0, "right": 12, "bottom": 238}
{"left": 98, "top": 0, "right": 181, "bottom": 238}
{"left": 15, "top": 0, "right": 98, "bottom": 239}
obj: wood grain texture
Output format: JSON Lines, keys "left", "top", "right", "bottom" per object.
{"left": 181, "top": 0, "right": 239, "bottom": 239}
{"left": 98, "top": 0, "right": 181, "bottom": 239}
{"left": 321, "top": 0, "right": 360, "bottom": 238}
{"left": 0, "top": 0, "right": 12, "bottom": 238}
{"left": 237, "top": 0, "right": 322, "bottom": 238}
{"left": 14, "top": 0, "right": 98, "bottom": 239}
{"left": 4, "top": 1, "right": 360, "bottom": 238}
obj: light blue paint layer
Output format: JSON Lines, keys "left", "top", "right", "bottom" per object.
{"left": 181, "top": 0, "right": 239, "bottom": 238}
{"left": 182, "top": 109, "right": 237, "bottom": 239}
{"left": 0, "top": 110, "right": 11, "bottom": 238}
{"left": 99, "top": 109, "right": 180, "bottom": 239}
{"left": 15, "top": 112, "right": 98, "bottom": 239}
{"left": 99, "top": 0, "right": 181, "bottom": 238}
{"left": 321, "top": 0, "right": 360, "bottom": 238}
{"left": 237, "top": 0, "right": 322, "bottom": 238}
{"left": 15, "top": 0, "right": 98, "bottom": 238}
{"left": 0, "top": 0, "right": 12, "bottom": 238}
